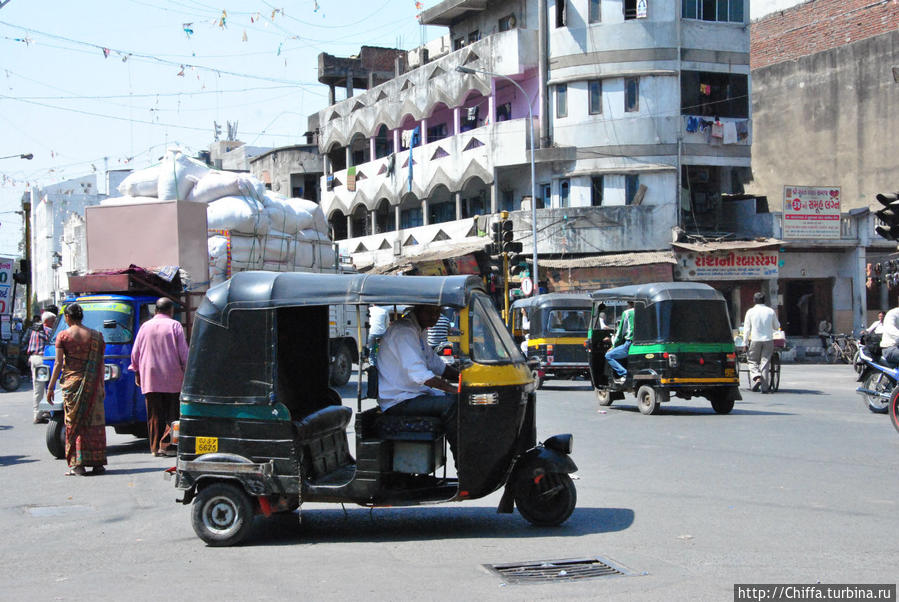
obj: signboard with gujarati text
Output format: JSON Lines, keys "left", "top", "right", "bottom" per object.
{"left": 0, "top": 256, "right": 14, "bottom": 315}
{"left": 674, "top": 249, "right": 779, "bottom": 281}
{"left": 783, "top": 185, "right": 841, "bottom": 239}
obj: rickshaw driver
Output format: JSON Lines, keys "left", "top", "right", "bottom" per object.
{"left": 376, "top": 305, "right": 461, "bottom": 459}
{"left": 604, "top": 301, "right": 635, "bottom": 384}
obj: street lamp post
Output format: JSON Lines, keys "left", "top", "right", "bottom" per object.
{"left": 456, "top": 66, "right": 539, "bottom": 293}
{"left": 0, "top": 153, "right": 33, "bottom": 160}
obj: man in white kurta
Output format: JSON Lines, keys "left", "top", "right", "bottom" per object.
{"left": 377, "top": 305, "right": 460, "bottom": 458}
{"left": 743, "top": 292, "right": 781, "bottom": 393}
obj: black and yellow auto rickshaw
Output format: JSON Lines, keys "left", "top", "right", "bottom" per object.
{"left": 587, "top": 282, "right": 740, "bottom": 415}
{"left": 510, "top": 294, "right": 592, "bottom": 389}
{"left": 170, "top": 271, "right": 577, "bottom": 546}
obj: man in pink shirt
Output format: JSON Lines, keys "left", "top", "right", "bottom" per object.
{"left": 129, "top": 297, "right": 189, "bottom": 456}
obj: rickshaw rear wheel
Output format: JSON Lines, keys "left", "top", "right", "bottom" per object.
{"left": 515, "top": 472, "right": 576, "bottom": 527}
{"left": 595, "top": 389, "right": 613, "bottom": 406}
{"left": 710, "top": 393, "right": 735, "bottom": 414}
{"left": 46, "top": 416, "right": 66, "bottom": 459}
{"left": 636, "top": 385, "right": 660, "bottom": 415}
{"left": 192, "top": 482, "right": 255, "bottom": 547}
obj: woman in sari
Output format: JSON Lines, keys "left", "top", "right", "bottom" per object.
{"left": 47, "top": 303, "right": 107, "bottom": 476}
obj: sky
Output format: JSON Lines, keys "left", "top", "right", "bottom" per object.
{"left": 0, "top": 0, "right": 442, "bottom": 257}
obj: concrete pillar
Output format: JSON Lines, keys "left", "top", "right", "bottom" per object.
{"left": 371, "top": 209, "right": 378, "bottom": 234}
{"left": 329, "top": 84, "right": 336, "bottom": 106}
{"left": 490, "top": 179, "right": 498, "bottom": 214}
{"left": 369, "top": 137, "right": 376, "bottom": 162}
{"left": 323, "top": 155, "right": 330, "bottom": 175}
{"left": 421, "top": 118, "right": 429, "bottom": 145}
{"left": 488, "top": 80, "right": 496, "bottom": 125}
{"left": 345, "top": 146, "right": 352, "bottom": 169}
{"left": 346, "top": 70, "right": 353, "bottom": 99}
{"left": 395, "top": 205, "right": 401, "bottom": 231}
{"left": 346, "top": 214, "right": 353, "bottom": 239}
{"left": 455, "top": 191, "right": 462, "bottom": 221}
{"left": 453, "top": 107, "right": 461, "bottom": 136}
{"left": 422, "top": 198, "right": 429, "bottom": 226}
{"left": 853, "top": 246, "right": 867, "bottom": 332}
{"left": 393, "top": 129, "right": 400, "bottom": 154}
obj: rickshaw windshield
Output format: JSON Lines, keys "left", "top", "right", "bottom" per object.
{"left": 470, "top": 294, "right": 524, "bottom": 363}
{"left": 51, "top": 301, "right": 134, "bottom": 344}
{"left": 635, "top": 300, "right": 732, "bottom": 343}
{"left": 547, "top": 309, "right": 589, "bottom": 333}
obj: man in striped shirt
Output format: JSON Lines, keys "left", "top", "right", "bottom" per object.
{"left": 26, "top": 311, "right": 56, "bottom": 423}
{"left": 427, "top": 309, "right": 452, "bottom": 348}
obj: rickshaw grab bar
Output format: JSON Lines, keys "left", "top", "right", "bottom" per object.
{"left": 177, "top": 459, "right": 274, "bottom": 477}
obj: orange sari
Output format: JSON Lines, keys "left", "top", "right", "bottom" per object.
{"left": 57, "top": 329, "right": 106, "bottom": 467}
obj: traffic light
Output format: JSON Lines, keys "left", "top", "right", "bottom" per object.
{"left": 13, "top": 258, "right": 29, "bottom": 285}
{"left": 875, "top": 192, "right": 899, "bottom": 241}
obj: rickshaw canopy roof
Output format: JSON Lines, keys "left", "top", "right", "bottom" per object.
{"left": 511, "top": 293, "right": 592, "bottom": 311}
{"left": 589, "top": 282, "right": 724, "bottom": 305}
{"left": 198, "top": 271, "right": 485, "bottom": 325}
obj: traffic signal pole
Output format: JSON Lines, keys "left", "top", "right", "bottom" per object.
{"left": 503, "top": 252, "right": 510, "bottom": 325}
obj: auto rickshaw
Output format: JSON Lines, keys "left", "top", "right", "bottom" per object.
{"left": 510, "top": 294, "right": 592, "bottom": 389}
{"left": 171, "top": 271, "right": 577, "bottom": 546}
{"left": 587, "top": 282, "right": 740, "bottom": 415}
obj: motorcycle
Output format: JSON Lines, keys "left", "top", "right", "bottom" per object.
{"left": 855, "top": 346, "right": 897, "bottom": 414}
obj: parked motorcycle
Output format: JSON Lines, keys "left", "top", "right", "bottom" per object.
{"left": 0, "top": 351, "right": 22, "bottom": 392}
{"left": 855, "top": 346, "right": 897, "bottom": 414}
{"left": 890, "top": 387, "right": 899, "bottom": 434}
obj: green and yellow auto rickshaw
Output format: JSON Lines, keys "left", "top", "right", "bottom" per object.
{"left": 510, "top": 294, "right": 592, "bottom": 389}
{"left": 170, "top": 271, "right": 577, "bottom": 546}
{"left": 587, "top": 282, "right": 740, "bottom": 415}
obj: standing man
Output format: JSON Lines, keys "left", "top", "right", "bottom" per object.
{"left": 605, "top": 302, "right": 634, "bottom": 383}
{"left": 367, "top": 305, "right": 390, "bottom": 365}
{"left": 129, "top": 298, "right": 189, "bottom": 456}
{"left": 26, "top": 311, "right": 56, "bottom": 423}
{"left": 743, "top": 292, "right": 781, "bottom": 393}
{"left": 427, "top": 309, "right": 452, "bottom": 348}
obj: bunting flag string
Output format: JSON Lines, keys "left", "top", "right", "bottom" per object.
{"left": 102, "top": 47, "right": 110, "bottom": 58}
{"left": 183, "top": 23, "right": 194, "bottom": 38}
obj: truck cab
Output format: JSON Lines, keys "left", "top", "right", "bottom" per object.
{"left": 37, "top": 294, "right": 166, "bottom": 458}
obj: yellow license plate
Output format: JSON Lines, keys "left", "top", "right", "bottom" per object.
{"left": 724, "top": 368, "right": 736, "bottom": 376}
{"left": 196, "top": 436, "right": 218, "bottom": 454}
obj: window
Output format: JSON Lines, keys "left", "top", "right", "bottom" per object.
{"left": 589, "top": 79, "right": 602, "bottom": 115}
{"left": 682, "top": 0, "right": 744, "bottom": 23}
{"left": 498, "top": 14, "right": 516, "bottom": 31}
{"left": 559, "top": 179, "right": 570, "bottom": 208}
{"left": 501, "top": 189, "right": 514, "bottom": 212}
{"left": 468, "top": 30, "right": 480, "bottom": 44}
{"left": 625, "top": 174, "right": 639, "bottom": 205}
{"left": 624, "top": 0, "right": 637, "bottom": 19}
{"left": 400, "top": 207, "right": 423, "bottom": 228}
{"left": 453, "top": 37, "right": 464, "bottom": 50}
{"left": 427, "top": 122, "right": 448, "bottom": 141}
{"left": 541, "top": 183, "right": 551, "bottom": 208}
{"left": 588, "top": 0, "right": 601, "bottom": 23}
{"left": 556, "top": 83, "right": 568, "bottom": 118}
{"left": 555, "top": 0, "right": 566, "bottom": 27}
{"left": 625, "top": 77, "right": 639, "bottom": 112}
{"left": 681, "top": 71, "right": 749, "bottom": 118}
{"left": 591, "top": 175, "right": 603, "bottom": 206}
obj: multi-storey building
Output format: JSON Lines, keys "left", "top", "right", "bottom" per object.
{"left": 315, "top": 0, "right": 755, "bottom": 301}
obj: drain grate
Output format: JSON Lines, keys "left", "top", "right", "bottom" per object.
{"left": 484, "top": 556, "right": 640, "bottom": 584}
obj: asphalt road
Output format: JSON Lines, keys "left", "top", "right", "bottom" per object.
{"left": 1, "top": 364, "right": 897, "bottom": 601}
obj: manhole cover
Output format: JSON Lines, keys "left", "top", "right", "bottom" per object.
{"left": 484, "top": 556, "right": 640, "bottom": 584}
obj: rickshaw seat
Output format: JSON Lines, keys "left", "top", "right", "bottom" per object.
{"left": 293, "top": 405, "right": 352, "bottom": 441}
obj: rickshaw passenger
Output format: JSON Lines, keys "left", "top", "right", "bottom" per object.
{"left": 376, "top": 305, "right": 461, "bottom": 457}
{"left": 604, "top": 302, "right": 634, "bottom": 383}
{"left": 562, "top": 311, "right": 585, "bottom": 331}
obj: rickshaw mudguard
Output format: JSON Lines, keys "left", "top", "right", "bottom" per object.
{"left": 175, "top": 453, "right": 278, "bottom": 503}
{"left": 497, "top": 444, "right": 577, "bottom": 513}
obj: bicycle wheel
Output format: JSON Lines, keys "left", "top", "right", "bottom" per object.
{"left": 768, "top": 353, "right": 781, "bottom": 392}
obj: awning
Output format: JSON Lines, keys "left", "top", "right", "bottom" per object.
{"left": 539, "top": 251, "right": 677, "bottom": 269}
{"left": 671, "top": 238, "right": 785, "bottom": 253}
{"left": 364, "top": 240, "right": 488, "bottom": 275}
{"left": 419, "top": 0, "right": 488, "bottom": 26}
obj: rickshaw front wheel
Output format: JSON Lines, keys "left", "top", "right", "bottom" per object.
{"left": 595, "top": 389, "right": 613, "bottom": 406}
{"left": 636, "top": 385, "right": 660, "bottom": 415}
{"left": 531, "top": 370, "right": 543, "bottom": 390}
{"left": 515, "top": 472, "right": 576, "bottom": 527}
{"left": 192, "top": 482, "right": 255, "bottom": 547}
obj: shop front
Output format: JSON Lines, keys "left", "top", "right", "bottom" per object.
{"left": 539, "top": 252, "right": 676, "bottom": 294}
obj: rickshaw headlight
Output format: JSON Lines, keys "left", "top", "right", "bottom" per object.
{"left": 171, "top": 421, "right": 180, "bottom": 445}
{"left": 544, "top": 434, "right": 573, "bottom": 455}
{"left": 469, "top": 392, "right": 499, "bottom": 406}
{"left": 104, "top": 364, "right": 121, "bottom": 381}
{"left": 35, "top": 365, "right": 50, "bottom": 382}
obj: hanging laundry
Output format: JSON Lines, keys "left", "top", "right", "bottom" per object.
{"left": 467, "top": 106, "right": 478, "bottom": 121}
{"left": 401, "top": 129, "right": 411, "bottom": 148}
{"left": 408, "top": 126, "right": 420, "bottom": 193}
{"left": 242, "top": 30, "right": 248, "bottom": 42}
{"left": 722, "top": 121, "right": 737, "bottom": 144}
{"left": 735, "top": 120, "right": 749, "bottom": 141}
{"left": 699, "top": 83, "right": 711, "bottom": 96}
{"left": 711, "top": 121, "right": 724, "bottom": 139}
{"left": 218, "top": 10, "right": 227, "bottom": 28}
{"left": 685, "top": 116, "right": 699, "bottom": 133}
{"left": 177, "top": 65, "right": 185, "bottom": 77}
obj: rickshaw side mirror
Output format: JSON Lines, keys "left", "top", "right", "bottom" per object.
{"left": 526, "top": 356, "right": 540, "bottom": 370}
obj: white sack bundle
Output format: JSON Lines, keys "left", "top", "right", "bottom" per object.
{"left": 207, "top": 196, "right": 269, "bottom": 235}
{"left": 289, "top": 198, "right": 328, "bottom": 233}
{"left": 207, "top": 235, "right": 230, "bottom": 271}
{"left": 117, "top": 165, "right": 160, "bottom": 197}
{"left": 261, "top": 194, "right": 313, "bottom": 234}
{"left": 228, "top": 233, "right": 264, "bottom": 264}
{"left": 260, "top": 232, "right": 294, "bottom": 264}
{"left": 188, "top": 171, "right": 266, "bottom": 204}
{"left": 294, "top": 242, "right": 314, "bottom": 269}
{"left": 157, "top": 149, "right": 210, "bottom": 201}
{"left": 99, "top": 196, "right": 160, "bottom": 206}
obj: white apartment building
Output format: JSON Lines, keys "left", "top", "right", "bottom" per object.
{"left": 317, "top": 0, "right": 752, "bottom": 287}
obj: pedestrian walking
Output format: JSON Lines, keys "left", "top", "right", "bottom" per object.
{"left": 743, "top": 292, "right": 781, "bottom": 393}
{"left": 26, "top": 310, "right": 56, "bottom": 423}
{"left": 129, "top": 298, "right": 189, "bottom": 456}
{"left": 427, "top": 309, "right": 452, "bottom": 348}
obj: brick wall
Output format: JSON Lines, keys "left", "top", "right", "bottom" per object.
{"left": 751, "top": 0, "right": 899, "bottom": 69}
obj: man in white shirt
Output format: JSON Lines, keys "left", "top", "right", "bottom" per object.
{"left": 743, "top": 292, "right": 781, "bottom": 393}
{"left": 866, "top": 311, "right": 885, "bottom": 335}
{"left": 879, "top": 307, "right": 899, "bottom": 366}
{"left": 376, "top": 305, "right": 461, "bottom": 458}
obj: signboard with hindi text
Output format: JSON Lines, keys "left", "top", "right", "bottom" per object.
{"left": 783, "top": 185, "right": 841, "bottom": 239}
{"left": 674, "top": 249, "right": 779, "bottom": 281}
{"left": 0, "top": 256, "right": 13, "bottom": 315}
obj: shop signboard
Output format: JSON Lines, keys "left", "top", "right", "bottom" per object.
{"left": 674, "top": 249, "right": 778, "bottom": 281}
{"left": 0, "top": 256, "right": 13, "bottom": 315}
{"left": 546, "top": 263, "right": 673, "bottom": 293}
{"left": 783, "top": 185, "right": 841, "bottom": 239}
